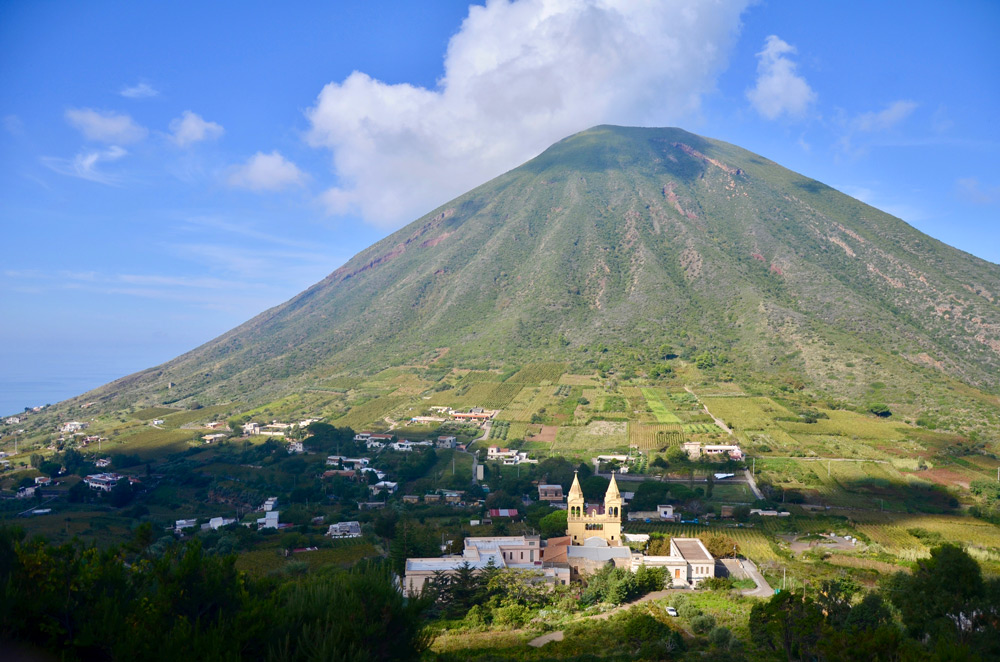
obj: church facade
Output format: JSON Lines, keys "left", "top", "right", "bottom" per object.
{"left": 566, "top": 470, "right": 623, "bottom": 546}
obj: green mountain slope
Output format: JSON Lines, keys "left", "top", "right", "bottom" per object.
{"left": 73, "top": 126, "right": 1000, "bottom": 414}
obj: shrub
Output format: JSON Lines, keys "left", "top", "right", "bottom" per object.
{"left": 492, "top": 602, "right": 531, "bottom": 628}
{"left": 708, "top": 625, "right": 733, "bottom": 648}
{"left": 691, "top": 613, "right": 717, "bottom": 634}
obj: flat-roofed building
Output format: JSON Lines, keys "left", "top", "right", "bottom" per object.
{"left": 403, "top": 535, "right": 568, "bottom": 597}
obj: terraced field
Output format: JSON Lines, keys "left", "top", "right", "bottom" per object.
{"left": 552, "top": 421, "right": 628, "bottom": 454}
{"left": 334, "top": 396, "right": 408, "bottom": 428}
{"left": 628, "top": 422, "right": 684, "bottom": 451}
{"left": 505, "top": 362, "right": 568, "bottom": 384}
{"left": 640, "top": 388, "right": 682, "bottom": 423}
{"left": 110, "top": 427, "right": 199, "bottom": 458}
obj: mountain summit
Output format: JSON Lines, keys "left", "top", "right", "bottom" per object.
{"left": 81, "top": 126, "right": 1000, "bottom": 412}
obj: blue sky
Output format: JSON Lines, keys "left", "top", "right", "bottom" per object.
{"left": 1, "top": 0, "right": 998, "bottom": 415}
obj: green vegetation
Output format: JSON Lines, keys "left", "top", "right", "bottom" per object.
{"left": 4, "top": 125, "right": 1000, "bottom": 660}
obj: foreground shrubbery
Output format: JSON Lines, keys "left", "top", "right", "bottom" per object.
{"left": 749, "top": 545, "right": 1000, "bottom": 660}
{"left": 0, "top": 525, "right": 430, "bottom": 661}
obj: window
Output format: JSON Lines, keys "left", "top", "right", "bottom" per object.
{"left": 520, "top": 552, "right": 523, "bottom": 560}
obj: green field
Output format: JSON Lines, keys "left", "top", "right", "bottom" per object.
{"left": 640, "top": 388, "right": 682, "bottom": 423}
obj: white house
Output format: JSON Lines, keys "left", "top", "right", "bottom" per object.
{"left": 201, "top": 517, "right": 236, "bottom": 531}
{"left": 369, "top": 481, "right": 398, "bottom": 495}
{"left": 95, "top": 458, "right": 111, "bottom": 468}
{"left": 631, "top": 537, "right": 716, "bottom": 587}
{"left": 202, "top": 433, "right": 226, "bottom": 444}
{"left": 436, "top": 436, "right": 457, "bottom": 448}
{"left": 327, "top": 521, "right": 362, "bottom": 538}
{"left": 84, "top": 473, "right": 123, "bottom": 491}
{"left": 257, "top": 511, "right": 280, "bottom": 529}
{"left": 175, "top": 519, "right": 198, "bottom": 533}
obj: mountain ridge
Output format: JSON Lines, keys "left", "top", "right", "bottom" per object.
{"left": 62, "top": 125, "right": 1000, "bottom": 424}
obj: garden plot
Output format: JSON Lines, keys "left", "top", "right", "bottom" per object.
{"left": 552, "top": 421, "right": 628, "bottom": 453}
{"left": 640, "top": 388, "right": 682, "bottom": 423}
{"left": 628, "top": 422, "right": 684, "bottom": 451}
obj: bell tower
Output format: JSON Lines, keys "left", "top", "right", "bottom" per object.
{"left": 566, "top": 471, "right": 585, "bottom": 544}
{"left": 603, "top": 472, "right": 623, "bottom": 545}
{"left": 565, "top": 470, "right": 623, "bottom": 546}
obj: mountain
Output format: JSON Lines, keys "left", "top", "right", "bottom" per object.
{"left": 72, "top": 126, "right": 1000, "bottom": 419}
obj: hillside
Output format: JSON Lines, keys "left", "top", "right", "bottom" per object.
{"left": 58, "top": 126, "right": 1000, "bottom": 420}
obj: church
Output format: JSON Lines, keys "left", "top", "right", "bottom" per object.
{"left": 566, "top": 470, "right": 622, "bottom": 546}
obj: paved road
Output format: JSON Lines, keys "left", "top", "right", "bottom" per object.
{"left": 739, "top": 558, "right": 774, "bottom": 597}
{"left": 744, "top": 469, "right": 764, "bottom": 500}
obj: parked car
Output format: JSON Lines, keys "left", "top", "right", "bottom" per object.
{"left": 666, "top": 607, "right": 678, "bottom": 617}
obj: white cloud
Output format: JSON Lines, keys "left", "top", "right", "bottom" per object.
{"left": 305, "top": 0, "right": 750, "bottom": 227}
{"left": 746, "top": 35, "right": 816, "bottom": 120}
{"left": 169, "top": 111, "right": 224, "bottom": 147}
{"left": 120, "top": 82, "right": 159, "bottom": 99}
{"left": 41, "top": 146, "right": 128, "bottom": 185}
{"left": 65, "top": 108, "right": 147, "bottom": 143}
{"left": 854, "top": 100, "right": 918, "bottom": 132}
{"left": 227, "top": 151, "right": 306, "bottom": 191}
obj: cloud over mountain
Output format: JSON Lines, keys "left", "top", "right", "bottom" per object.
{"left": 747, "top": 35, "right": 816, "bottom": 120}
{"left": 306, "top": 0, "right": 750, "bottom": 227}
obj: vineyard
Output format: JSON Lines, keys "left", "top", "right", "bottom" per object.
{"left": 505, "top": 362, "right": 568, "bottom": 384}
{"left": 110, "top": 427, "right": 198, "bottom": 458}
{"left": 161, "top": 404, "right": 236, "bottom": 428}
{"left": 334, "top": 396, "right": 407, "bottom": 428}
{"left": 131, "top": 407, "right": 181, "bottom": 421}
{"left": 683, "top": 423, "right": 717, "bottom": 435}
{"left": 626, "top": 523, "right": 781, "bottom": 563}
{"left": 628, "top": 423, "right": 684, "bottom": 451}
{"left": 503, "top": 386, "right": 557, "bottom": 422}
{"left": 779, "top": 409, "right": 907, "bottom": 440}
{"left": 558, "top": 373, "right": 599, "bottom": 386}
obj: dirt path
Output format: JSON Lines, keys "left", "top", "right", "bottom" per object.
{"left": 526, "top": 590, "right": 673, "bottom": 647}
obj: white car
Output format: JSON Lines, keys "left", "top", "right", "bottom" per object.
{"left": 666, "top": 607, "right": 678, "bottom": 617}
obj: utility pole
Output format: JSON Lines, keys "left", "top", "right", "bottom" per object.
{"left": 828, "top": 461, "right": 831, "bottom": 477}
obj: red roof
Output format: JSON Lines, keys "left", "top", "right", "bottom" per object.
{"left": 487, "top": 508, "right": 518, "bottom": 518}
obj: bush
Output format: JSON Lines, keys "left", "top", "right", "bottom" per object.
{"left": 492, "top": 602, "right": 531, "bottom": 628}
{"left": 677, "top": 602, "right": 702, "bottom": 620}
{"left": 619, "top": 610, "right": 670, "bottom": 646}
{"left": 708, "top": 625, "right": 732, "bottom": 648}
{"left": 702, "top": 576, "right": 734, "bottom": 591}
{"left": 691, "top": 613, "right": 717, "bottom": 634}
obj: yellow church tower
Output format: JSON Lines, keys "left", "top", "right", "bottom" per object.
{"left": 566, "top": 471, "right": 623, "bottom": 546}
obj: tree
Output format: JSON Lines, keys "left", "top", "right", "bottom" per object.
{"left": 887, "top": 544, "right": 994, "bottom": 649}
{"left": 749, "top": 591, "right": 825, "bottom": 660}
{"left": 868, "top": 403, "right": 892, "bottom": 417}
{"left": 38, "top": 460, "right": 62, "bottom": 478}
{"left": 580, "top": 475, "right": 609, "bottom": 501}
{"left": 539, "top": 510, "right": 567, "bottom": 538}
{"left": 700, "top": 533, "right": 739, "bottom": 559}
